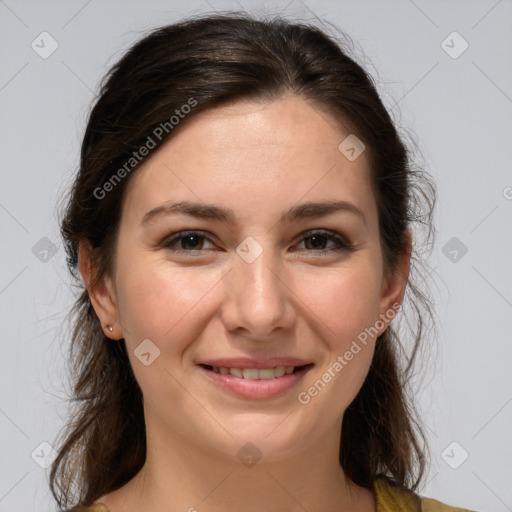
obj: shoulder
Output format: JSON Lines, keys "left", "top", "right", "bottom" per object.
{"left": 65, "top": 505, "right": 110, "bottom": 512}
{"left": 373, "top": 477, "right": 477, "bottom": 512}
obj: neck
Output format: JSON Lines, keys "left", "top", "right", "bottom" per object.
{"left": 102, "top": 410, "right": 376, "bottom": 512}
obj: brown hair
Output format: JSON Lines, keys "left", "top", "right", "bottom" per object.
{"left": 52, "top": 11, "right": 436, "bottom": 510}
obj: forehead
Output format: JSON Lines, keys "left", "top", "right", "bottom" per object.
{"left": 121, "top": 94, "right": 377, "bottom": 228}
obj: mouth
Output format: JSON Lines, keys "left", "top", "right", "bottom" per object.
{"left": 199, "top": 364, "right": 311, "bottom": 379}
{"left": 197, "top": 363, "right": 314, "bottom": 399}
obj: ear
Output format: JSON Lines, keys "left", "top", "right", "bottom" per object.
{"left": 78, "top": 241, "right": 121, "bottom": 340}
{"left": 376, "top": 230, "right": 412, "bottom": 334}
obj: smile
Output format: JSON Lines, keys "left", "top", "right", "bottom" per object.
{"left": 198, "top": 363, "right": 314, "bottom": 399}
{"left": 203, "top": 365, "right": 298, "bottom": 379}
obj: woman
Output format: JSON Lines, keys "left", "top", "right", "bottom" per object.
{"left": 51, "top": 12, "right": 475, "bottom": 512}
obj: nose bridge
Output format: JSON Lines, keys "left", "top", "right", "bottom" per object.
{"left": 222, "top": 238, "right": 293, "bottom": 336}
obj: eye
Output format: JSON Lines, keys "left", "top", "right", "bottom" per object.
{"left": 161, "top": 229, "right": 353, "bottom": 256}
{"left": 293, "top": 230, "right": 353, "bottom": 254}
{"left": 162, "top": 231, "right": 216, "bottom": 253}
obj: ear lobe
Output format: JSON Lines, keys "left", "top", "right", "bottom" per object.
{"left": 377, "top": 230, "right": 412, "bottom": 331}
{"left": 78, "top": 241, "right": 120, "bottom": 339}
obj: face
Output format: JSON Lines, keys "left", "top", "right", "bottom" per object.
{"left": 84, "top": 94, "right": 408, "bottom": 464}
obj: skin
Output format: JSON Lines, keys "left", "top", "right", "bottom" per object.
{"left": 79, "top": 93, "right": 410, "bottom": 512}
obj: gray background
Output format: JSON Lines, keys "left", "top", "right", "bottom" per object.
{"left": 1, "top": 1, "right": 511, "bottom": 511}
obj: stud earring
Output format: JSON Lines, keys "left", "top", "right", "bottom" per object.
{"left": 106, "top": 325, "right": 113, "bottom": 332}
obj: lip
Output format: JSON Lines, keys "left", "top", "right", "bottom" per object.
{"left": 197, "top": 362, "right": 314, "bottom": 399}
{"left": 197, "top": 357, "right": 312, "bottom": 369}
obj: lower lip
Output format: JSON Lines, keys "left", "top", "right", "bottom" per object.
{"left": 198, "top": 365, "right": 314, "bottom": 399}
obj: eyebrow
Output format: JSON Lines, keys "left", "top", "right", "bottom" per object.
{"left": 141, "top": 199, "right": 366, "bottom": 226}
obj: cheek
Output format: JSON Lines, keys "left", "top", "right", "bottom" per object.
{"left": 294, "top": 263, "right": 383, "bottom": 408}
{"left": 113, "top": 258, "right": 226, "bottom": 408}
{"left": 114, "top": 255, "right": 226, "bottom": 354}
{"left": 297, "top": 261, "right": 383, "bottom": 342}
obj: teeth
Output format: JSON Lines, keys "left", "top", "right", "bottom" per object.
{"left": 230, "top": 368, "right": 243, "bottom": 378}
{"left": 210, "top": 365, "right": 296, "bottom": 379}
{"left": 274, "top": 366, "right": 286, "bottom": 377}
{"left": 242, "top": 368, "right": 259, "bottom": 380}
{"left": 258, "top": 368, "right": 276, "bottom": 380}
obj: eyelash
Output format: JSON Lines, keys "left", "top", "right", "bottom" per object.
{"left": 161, "top": 230, "right": 353, "bottom": 256}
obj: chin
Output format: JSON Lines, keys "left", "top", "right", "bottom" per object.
{"left": 210, "top": 413, "right": 316, "bottom": 463}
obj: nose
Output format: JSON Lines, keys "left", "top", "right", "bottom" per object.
{"left": 220, "top": 244, "right": 296, "bottom": 340}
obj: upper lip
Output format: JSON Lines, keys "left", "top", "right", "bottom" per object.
{"left": 197, "top": 357, "right": 313, "bottom": 369}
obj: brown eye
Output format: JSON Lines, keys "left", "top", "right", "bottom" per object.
{"left": 304, "top": 234, "right": 330, "bottom": 250}
{"left": 294, "top": 230, "right": 353, "bottom": 254}
{"left": 163, "top": 231, "right": 215, "bottom": 253}
{"left": 177, "top": 234, "right": 204, "bottom": 250}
